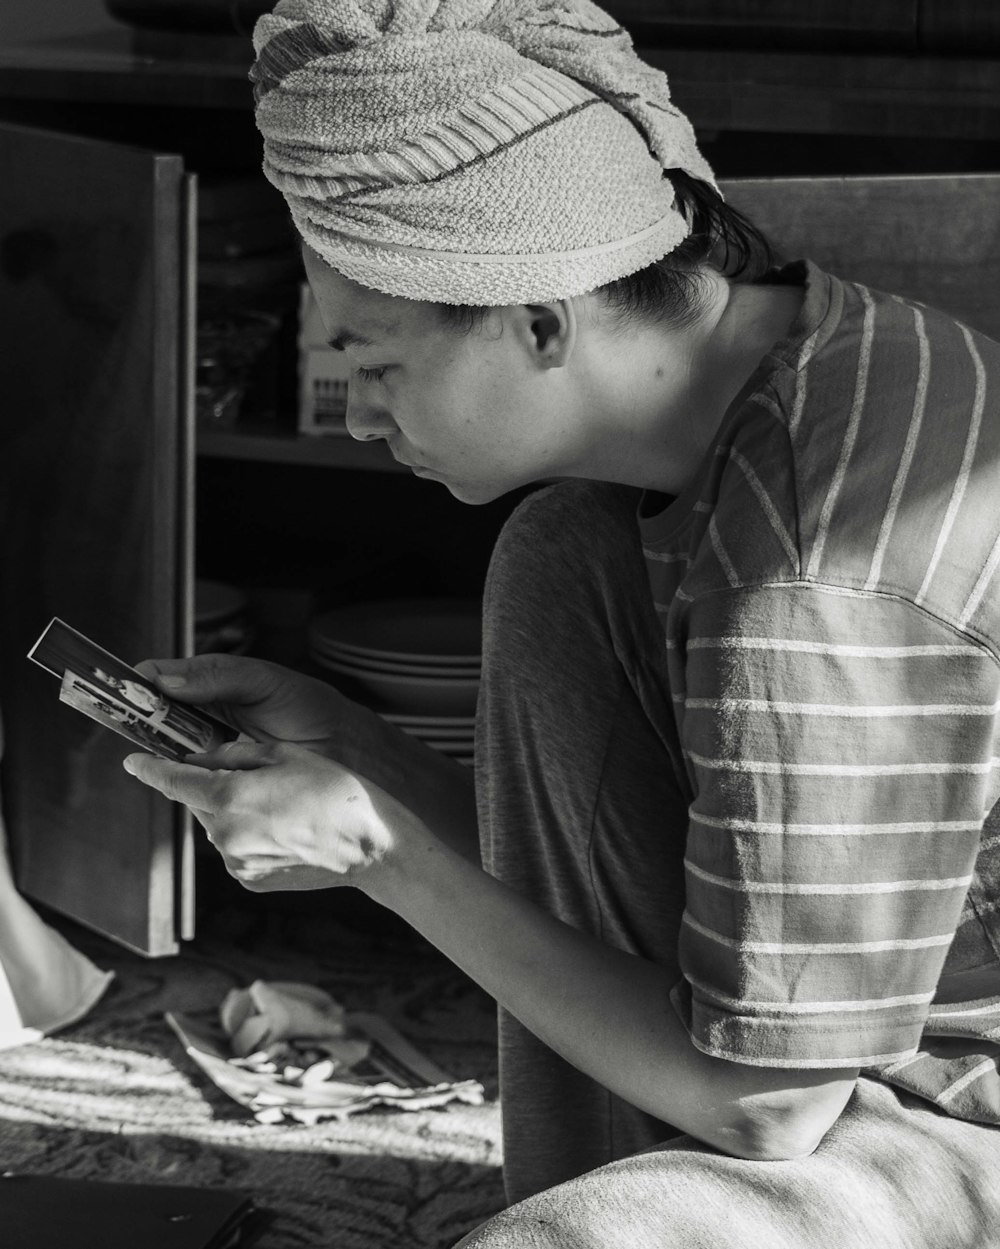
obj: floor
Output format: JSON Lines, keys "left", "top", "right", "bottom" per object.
{"left": 0, "top": 881, "right": 505, "bottom": 1248}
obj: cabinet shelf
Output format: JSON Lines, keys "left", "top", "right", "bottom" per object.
{"left": 3, "top": 29, "right": 1000, "bottom": 139}
{"left": 196, "top": 423, "right": 406, "bottom": 471}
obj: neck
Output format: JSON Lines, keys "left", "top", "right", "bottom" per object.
{"left": 573, "top": 271, "right": 803, "bottom": 494}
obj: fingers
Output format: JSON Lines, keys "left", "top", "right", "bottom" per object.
{"left": 134, "top": 653, "right": 283, "bottom": 706}
{"left": 124, "top": 739, "right": 294, "bottom": 797}
{"left": 192, "top": 740, "right": 280, "bottom": 771}
{"left": 123, "top": 752, "right": 233, "bottom": 810}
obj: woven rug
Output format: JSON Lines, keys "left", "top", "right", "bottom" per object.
{"left": 0, "top": 886, "right": 505, "bottom": 1247}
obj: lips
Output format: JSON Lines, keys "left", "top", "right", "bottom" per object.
{"left": 390, "top": 448, "right": 425, "bottom": 472}
{"left": 387, "top": 439, "right": 436, "bottom": 475}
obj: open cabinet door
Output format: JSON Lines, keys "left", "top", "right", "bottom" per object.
{"left": 0, "top": 122, "right": 196, "bottom": 956}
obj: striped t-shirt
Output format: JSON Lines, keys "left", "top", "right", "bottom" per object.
{"left": 639, "top": 260, "right": 1000, "bottom": 1127}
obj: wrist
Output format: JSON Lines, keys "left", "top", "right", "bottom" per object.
{"left": 359, "top": 798, "right": 442, "bottom": 909}
{"left": 320, "top": 702, "right": 384, "bottom": 771}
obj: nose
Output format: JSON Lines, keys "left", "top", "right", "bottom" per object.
{"left": 345, "top": 392, "right": 395, "bottom": 442}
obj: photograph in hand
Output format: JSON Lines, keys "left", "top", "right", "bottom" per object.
{"left": 29, "top": 617, "right": 236, "bottom": 762}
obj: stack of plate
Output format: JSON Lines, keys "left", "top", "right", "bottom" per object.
{"left": 195, "top": 579, "right": 254, "bottom": 655}
{"left": 308, "top": 599, "right": 481, "bottom": 766}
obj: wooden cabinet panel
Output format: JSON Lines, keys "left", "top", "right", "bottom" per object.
{"left": 721, "top": 173, "right": 1000, "bottom": 342}
{"left": 0, "top": 122, "right": 194, "bottom": 956}
{"left": 919, "top": 2, "right": 1000, "bottom": 54}
{"left": 606, "top": 1, "right": 918, "bottom": 50}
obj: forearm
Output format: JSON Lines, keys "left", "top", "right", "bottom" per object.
{"left": 368, "top": 819, "right": 857, "bottom": 1160}
{"left": 336, "top": 709, "right": 480, "bottom": 864}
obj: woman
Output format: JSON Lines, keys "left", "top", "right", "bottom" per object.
{"left": 125, "top": 2, "right": 1000, "bottom": 1243}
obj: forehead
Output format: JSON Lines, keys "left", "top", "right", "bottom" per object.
{"left": 302, "top": 246, "right": 418, "bottom": 344}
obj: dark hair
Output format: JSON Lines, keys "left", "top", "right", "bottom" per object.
{"left": 437, "top": 171, "right": 774, "bottom": 334}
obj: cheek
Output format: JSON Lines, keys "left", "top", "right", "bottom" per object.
{"left": 460, "top": 356, "right": 520, "bottom": 414}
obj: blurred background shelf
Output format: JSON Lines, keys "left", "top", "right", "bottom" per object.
{"left": 2, "top": 21, "right": 1000, "bottom": 141}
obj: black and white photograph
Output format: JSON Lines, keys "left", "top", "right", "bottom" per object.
{"left": 60, "top": 669, "right": 187, "bottom": 758}
{"left": 30, "top": 617, "right": 233, "bottom": 759}
{"left": 2, "top": 3, "right": 1000, "bottom": 1248}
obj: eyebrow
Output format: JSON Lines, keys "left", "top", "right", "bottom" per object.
{"left": 327, "top": 329, "right": 374, "bottom": 351}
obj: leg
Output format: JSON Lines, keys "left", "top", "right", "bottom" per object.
{"left": 475, "top": 481, "right": 690, "bottom": 1204}
{"left": 454, "top": 1079, "right": 1000, "bottom": 1248}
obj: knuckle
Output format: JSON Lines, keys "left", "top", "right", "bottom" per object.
{"left": 195, "top": 652, "right": 230, "bottom": 684}
{"left": 210, "top": 772, "right": 239, "bottom": 807}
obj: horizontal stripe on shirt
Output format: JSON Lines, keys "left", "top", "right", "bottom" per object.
{"left": 683, "top": 914, "right": 955, "bottom": 955}
{"left": 684, "top": 697, "right": 1000, "bottom": 717}
{"left": 684, "top": 859, "right": 972, "bottom": 896}
{"left": 689, "top": 812, "right": 985, "bottom": 836}
{"left": 685, "top": 637, "right": 977, "bottom": 658}
{"left": 683, "top": 973, "right": 935, "bottom": 1015}
{"left": 686, "top": 751, "right": 1000, "bottom": 776}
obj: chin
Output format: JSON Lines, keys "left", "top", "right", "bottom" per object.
{"left": 444, "top": 483, "right": 492, "bottom": 505}
{"left": 446, "top": 476, "right": 523, "bottom": 505}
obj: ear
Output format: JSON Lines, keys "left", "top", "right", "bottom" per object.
{"left": 516, "top": 301, "right": 577, "bottom": 369}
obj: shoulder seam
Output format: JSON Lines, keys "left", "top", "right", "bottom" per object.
{"left": 681, "top": 578, "right": 1000, "bottom": 667}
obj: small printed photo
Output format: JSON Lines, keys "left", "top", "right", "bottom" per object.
{"left": 30, "top": 617, "right": 233, "bottom": 760}
{"left": 59, "top": 670, "right": 196, "bottom": 761}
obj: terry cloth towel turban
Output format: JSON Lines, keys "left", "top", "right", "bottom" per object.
{"left": 251, "top": 0, "right": 717, "bottom": 305}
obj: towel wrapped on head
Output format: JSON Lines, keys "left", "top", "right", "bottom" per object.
{"left": 251, "top": 0, "right": 716, "bottom": 304}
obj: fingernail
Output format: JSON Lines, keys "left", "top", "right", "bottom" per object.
{"left": 158, "top": 675, "right": 186, "bottom": 689}
{"left": 123, "top": 757, "right": 137, "bottom": 775}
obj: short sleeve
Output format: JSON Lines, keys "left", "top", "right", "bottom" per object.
{"left": 673, "top": 581, "right": 1000, "bottom": 1069}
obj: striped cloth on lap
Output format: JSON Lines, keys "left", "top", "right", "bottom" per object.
{"left": 640, "top": 260, "right": 1000, "bottom": 1125}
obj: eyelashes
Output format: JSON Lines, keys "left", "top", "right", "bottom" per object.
{"left": 354, "top": 366, "right": 387, "bottom": 384}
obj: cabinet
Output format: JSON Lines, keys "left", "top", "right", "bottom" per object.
{"left": 0, "top": 107, "right": 522, "bottom": 958}
{"left": 1, "top": 23, "right": 997, "bottom": 957}
{"left": 0, "top": 123, "right": 196, "bottom": 956}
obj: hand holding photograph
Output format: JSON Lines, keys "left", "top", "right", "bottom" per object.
{"left": 29, "top": 618, "right": 236, "bottom": 762}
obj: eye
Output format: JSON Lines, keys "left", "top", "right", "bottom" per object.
{"left": 354, "top": 365, "right": 387, "bottom": 384}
